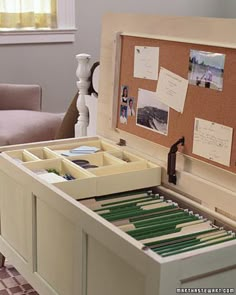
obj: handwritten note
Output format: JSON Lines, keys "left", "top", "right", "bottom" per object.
{"left": 156, "top": 67, "right": 188, "bottom": 113}
{"left": 134, "top": 46, "right": 159, "bottom": 80}
{"left": 192, "top": 118, "right": 233, "bottom": 166}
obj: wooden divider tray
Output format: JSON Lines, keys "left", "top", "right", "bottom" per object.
{"left": 4, "top": 138, "right": 162, "bottom": 199}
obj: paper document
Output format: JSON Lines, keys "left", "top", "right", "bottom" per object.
{"left": 61, "top": 146, "right": 100, "bottom": 156}
{"left": 134, "top": 46, "right": 159, "bottom": 80}
{"left": 156, "top": 67, "right": 188, "bottom": 113}
{"left": 70, "top": 146, "right": 100, "bottom": 153}
{"left": 38, "top": 173, "right": 67, "bottom": 183}
{"left": 192, "top": 118, "right": 233, "bottom": 166}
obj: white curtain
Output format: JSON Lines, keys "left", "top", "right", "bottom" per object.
{"left": 0, "top": 0, "right": 57, "bottom": 29}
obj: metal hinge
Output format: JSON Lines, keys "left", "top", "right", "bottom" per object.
{"left": 117, "top": 138, "right": 126, "bottom": 146}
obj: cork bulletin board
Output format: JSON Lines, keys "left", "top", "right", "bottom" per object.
{"left": 116, "top": 34, "right": 236, "bottom": 173}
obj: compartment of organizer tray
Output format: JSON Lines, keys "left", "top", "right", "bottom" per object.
{"left": 89, "top": 161, "right": 161, "bottom": 196}
{"left": 67, "top": 152, "right": 125, "bottom": 169}
{"left": 107, "top": 150, "right": 145, "bottom": 163}
{"left": 23, "top": 158, "right": 96, "bottom": 199}
{"left": 5, "top": 149, "right": 40, "bottom": 163}
{"left": 48, "top": 139, "right": 120, "bottom": 157}
{"left": 26, "top": 147, "right": 61, "bottom": 160}
{"left": 23, "top": 158, "right": 93, "bottom": 182}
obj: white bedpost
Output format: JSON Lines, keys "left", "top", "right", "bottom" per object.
{"left": 75, "top": 53, "right": 91, "bottom": 137}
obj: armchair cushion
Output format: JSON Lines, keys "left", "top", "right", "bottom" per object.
{"left": 0, "top": 83, "right": 41, "bottom": 111}
{"left": 0, "top": 110, "right": 63, "bottom": 146}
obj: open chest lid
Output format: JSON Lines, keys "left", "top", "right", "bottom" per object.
{"left": 96, "top": 13, "right": 236, "bottom": 224}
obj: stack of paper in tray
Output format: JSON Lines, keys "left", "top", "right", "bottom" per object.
{"left": 62, "top": 146, "right": 100, "bottom": 157}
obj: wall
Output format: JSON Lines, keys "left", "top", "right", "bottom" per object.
{"left": 0, "top": 42, "right": 79, "bottom": 112}
{"left": 77, "top": 0, "right": 232, "bottom": 62}
{"left": 0, "top": 1, "right": 80, "bottom": 113}
{"left": 0, "top": 0, "right": 234, "bottom": 113}
{"left": 224, "top": 1, "right": 236, "bottom": 18}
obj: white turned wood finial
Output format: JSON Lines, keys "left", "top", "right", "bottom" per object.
{"left": 75, "top": 53, "right": 91, "bottom": 137}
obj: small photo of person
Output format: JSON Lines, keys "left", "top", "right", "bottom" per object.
{"left": 121, "top": 85, "right": 129, "bottom": 103}
{"left": 188, "top": 49, "right": 225, "bottom": 91}
{"left": 127, "top": 97, "right": 135, "bottom": 116}
{"left": 120, "top": 105, "right": 127, "bottom": 124}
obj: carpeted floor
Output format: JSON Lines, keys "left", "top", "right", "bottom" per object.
{"left": 0, "top": 263, "right": 38, "bottom": 295}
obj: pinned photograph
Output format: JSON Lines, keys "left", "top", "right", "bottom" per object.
{"left": 188, "top": 49, "right": 225, "bottom": 91}
{"left": 120, "top": 85, "right": 129, "bottom": 104}
{"left": 127, "top": 97, "right": 136, "bottom": 116}
{"left": 137, "top": 89, "right": 169, "bottom": 135}
{"left": 120, "top": 105, "right": 128, "bottom": 124}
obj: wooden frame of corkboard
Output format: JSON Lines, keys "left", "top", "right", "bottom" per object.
{"left": 96, "top": 13, "right": 236, "bottom": 219}
{"left": 112, "top": 32, "right": 236, "bottom": 173}
{"left": 98, "top": 14, "right": 236, "bottom": 195}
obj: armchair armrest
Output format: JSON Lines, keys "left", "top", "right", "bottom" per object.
{"left": 0, "top": 83, "right": 42, "bottom": 111}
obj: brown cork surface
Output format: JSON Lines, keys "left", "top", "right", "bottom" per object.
{"left": 117, "top": 35, "right": 236, "bottom": 173}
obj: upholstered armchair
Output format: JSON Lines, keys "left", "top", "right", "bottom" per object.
{"left": 0, "top": 83, "right": 64, "bottom": 146}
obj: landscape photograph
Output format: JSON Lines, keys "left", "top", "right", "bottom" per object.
{"left": 137, "top": 89, "right": 169, "bottom": 135}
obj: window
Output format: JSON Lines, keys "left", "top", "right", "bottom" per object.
{"left": 0, "top": 0, "right": 57, "bottom": 29}
{"left": 0, "top": 0, "right": 76, "bottom": 44}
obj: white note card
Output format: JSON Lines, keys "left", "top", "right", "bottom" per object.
{"left": 156, "top": 67, "right": 188, "bottom": 113}
{"left": 134, "top": 46, "right": 159, "bottom": 80}
{"left": 38, "top": 173, "right": 67, "bottom": 183}
{"left": 193, "top": 118, "right": 233, "bottom": 166}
